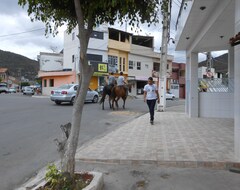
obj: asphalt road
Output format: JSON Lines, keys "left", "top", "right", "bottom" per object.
{"left": 0, "top": 93, "right": 184, "bottom": 190}
{"left": 0, "top": 93, "right": 148, "bottom": 190}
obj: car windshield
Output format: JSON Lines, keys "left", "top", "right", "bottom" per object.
{"left": 58, "top": 84, "right": 73, "bottom": 89}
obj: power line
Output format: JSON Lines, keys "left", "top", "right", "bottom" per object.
{"left": 0, "top": 28, "right": 45, "bottom": 38}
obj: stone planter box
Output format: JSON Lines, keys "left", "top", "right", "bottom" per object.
{"left": 16, "top": 171, "right": 103, "bottom": 190}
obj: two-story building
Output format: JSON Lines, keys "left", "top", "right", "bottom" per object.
{"left": 175, "top": 0, "right": 240, "bottom": 160}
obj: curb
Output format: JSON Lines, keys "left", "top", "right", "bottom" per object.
{"left": 76, "top": 158, "right": 240, "bottom": 170}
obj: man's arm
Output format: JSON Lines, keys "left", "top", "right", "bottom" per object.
{"left": 155, "top": 89, "right": 160, "bottom": 103}
{"left": 143, "top": 91, "right": 147, "bottom": 102}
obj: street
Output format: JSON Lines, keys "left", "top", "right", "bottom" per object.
{"left": 0, "top": 93, "right": 183, "bottom": 190}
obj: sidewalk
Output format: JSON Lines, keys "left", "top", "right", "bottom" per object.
{"left": 76, "top": 104, "right": 239, "bottom": 169}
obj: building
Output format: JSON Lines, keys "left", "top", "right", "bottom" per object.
{"left": 171, "top": 63, "right": 185, "bottom": 99}
{"left": 175, "top": 0, "right": 240, "bottom": 160}
{"left": 39, "top": 26, "right": 174, "bottom": 96}
{"left": 0, "top": 68, "right": 9, "bottom": 85}
{"left": 38, "top": 52, "right": 76, "bottom": 95}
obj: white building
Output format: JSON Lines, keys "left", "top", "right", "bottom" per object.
{"left": 39, "top": 52, "right": 63, "bottom": 71}
{"left": 175, "top": 0, "right": 240, "bottom": 160}
{"left": 63, "top": 25, "right": 109, "bottom": 88}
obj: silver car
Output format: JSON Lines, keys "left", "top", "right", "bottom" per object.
{"left": 50, "top": 84, "right": 99, "bottom": 105}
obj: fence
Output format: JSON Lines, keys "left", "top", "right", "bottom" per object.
{"left": 198, "top": 78, "right": 234, "bottom": 93}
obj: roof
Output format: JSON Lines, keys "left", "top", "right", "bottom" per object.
{"left": 0, "top": 68, "right": 8, "bottom": 73}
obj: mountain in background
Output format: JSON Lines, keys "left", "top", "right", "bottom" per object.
{"left": 0, "top": 49, "right": 39, "bottom": 81}
{"left": 198, "top": 53, "right": 228, "bottom": 74}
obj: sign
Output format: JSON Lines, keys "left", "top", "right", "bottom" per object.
{"left": 90, "top": 61, "right": 108, "bottom": 75}
{"left": 98, "top": 64, "right": 108, "bottom": 72}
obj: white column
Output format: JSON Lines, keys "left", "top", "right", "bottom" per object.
{"left": 188, "top": 52, "right": 199, "bottom": 117}
{"left": 228, "top": 46, "right": 234, "bottom": 78}
{"left": 185, "top": 55, "right": 190, "bottom": 115}
{"left": 234, "top": 0, "right": 240, "bottom": 161}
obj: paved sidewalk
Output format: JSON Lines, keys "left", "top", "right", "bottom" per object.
{"left": 76, "top": 106, "right": 240, "bottom": 169}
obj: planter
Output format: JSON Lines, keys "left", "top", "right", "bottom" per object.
{"left": 30, "top": 171, "right": 103, "bottom": 190}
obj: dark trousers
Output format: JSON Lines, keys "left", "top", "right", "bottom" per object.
{"left": 146, "top": 99, "right": 157, "bottom": 121}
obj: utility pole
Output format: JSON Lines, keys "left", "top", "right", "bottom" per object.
{"left": 157, "top": 0, "right": 171, "bottom": 112}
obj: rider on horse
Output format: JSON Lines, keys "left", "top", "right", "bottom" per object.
{"left": 116, "top": 71, "right": 128, "bottom": 96}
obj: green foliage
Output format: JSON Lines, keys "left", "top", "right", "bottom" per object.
{"left": 44, "top": 164, "right": 92, "bottom": 190}
{"left": 45, "top": 164, "right": 61, "bottom": 189}
{"left": 18, "top": 0, "right": 160, "bottom": 35}
{"left": 20, "top": 82, "right": 30, "bottom": 87}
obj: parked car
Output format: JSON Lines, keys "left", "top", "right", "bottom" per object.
{"left": 8, "top": 87, "right": 17, "bottom": 93}
{"left": 0, "top": 83, "right": 9, "bottom": 94}
{"left": 95, "top": 86, "right": 104, "bottom": 96}
{"left": 166, "top": 92, "right": 175, "bottom": 100}
{"left": 50, "top": 84, "right": 99, "bottom": 105}
{"left": 23, "top": 86, "right": 34, "bottom": 95}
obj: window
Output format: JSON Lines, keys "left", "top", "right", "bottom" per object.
{"left": 49, "top": 79, "right": 54, "bottom": 87}
{"left": 72, "top": 55, "right": 75, "bottom": 63}
{"left": 119, "top": 57, "right": 122, "bottom": 72}
{"left": 72, "top": 32, "right": 75, "bottom": 40}
{"left": 129, "top": 61, "right": 133, "bottom": 69}
{"left": 167, "top": 64, "right": 169, "bottom": 70}
{"left": 108, "top": 55, "right": 118, "bottom": 73}
{"left": 90, "top": 31, "right": 104, "bottom": 39}
{"left": 123, "top": 58, "right": 126, "bottom": 71}
{"left": 137, "top": 62, "right": 141, "bottom": 70}
{"left": 44, "top": 79, "right": 47, "bottom": 87}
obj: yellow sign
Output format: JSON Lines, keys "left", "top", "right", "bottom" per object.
{"left": 98, "top": 64, "right": 107, "bottom": 72}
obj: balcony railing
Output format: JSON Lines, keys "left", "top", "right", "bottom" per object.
{"left": 198, "top": 78, "right": 234, "bottom": 93}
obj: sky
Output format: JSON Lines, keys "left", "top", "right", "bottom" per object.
{"left": 0, "top": 0, "right": 225, "bottom": 63}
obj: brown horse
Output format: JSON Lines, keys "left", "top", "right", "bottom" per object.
{"left": 111, "top": 84, "right": 131, "bottom": 110}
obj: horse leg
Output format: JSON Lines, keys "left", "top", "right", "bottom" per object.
{"left": 112, "top": 97, "right": 115, "bottom": 110}
{"left": 116, "top": 97, "right": 120, "bottom": 109}
{"left": 108, "top": 96, "right": 112, "bottom": 109}
{"left": 122, "top": 97, "right": 126, "bottom": 109}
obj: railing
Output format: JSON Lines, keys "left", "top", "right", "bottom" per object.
{"left": 198, "top": 78, "right": 234, "bottom": 93}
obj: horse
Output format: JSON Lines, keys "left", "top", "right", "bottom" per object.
{"left": 99, "top": 84, "right": 114, "bottom": 110}
{"left": 111, "top": 84, "right": 132, "bottom": 110}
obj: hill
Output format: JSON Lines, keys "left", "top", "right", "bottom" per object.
{"left": 0, "top": 49, "right": 39, "bottom": 81}
{"left": 199, "top": 53, "right": 228, "bottom": 74}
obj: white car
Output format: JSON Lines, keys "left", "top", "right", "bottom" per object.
{"left": 166, "top": 92, "right": 175, "bottom": 100}
{"left": 23, "top": 86, "right": 34, "bottom": 95}
{"left": 50, "top": 84, "right": 99, "bottom": 105}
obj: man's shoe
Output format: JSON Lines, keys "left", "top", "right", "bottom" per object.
{"left": 150, "top": 120, "right": 154, "bottom": 125}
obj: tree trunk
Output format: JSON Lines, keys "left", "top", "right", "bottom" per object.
{"left": 61, "top": 0, "right": 94, "bottom": 176}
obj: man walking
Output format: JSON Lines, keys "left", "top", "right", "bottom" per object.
{"left": 143, "top": 77, "right": 160, "bottom": 125}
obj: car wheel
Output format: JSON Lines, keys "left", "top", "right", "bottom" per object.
{"left": 92, "top": 95, "right": 99, "bottom": 103}
{"left": 70, "top": 96, "right": 75, "bottom": 105}
{"left": 55, "top": 101, "right": 61, "bottom": 105}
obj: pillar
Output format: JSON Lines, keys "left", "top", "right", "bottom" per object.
{"left": 234, "top": 0, "right": 240, "bottom": 161}
{"left": 187, "top": 52, "right": 199, "bottom": 117}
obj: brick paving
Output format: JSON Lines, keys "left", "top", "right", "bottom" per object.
{"left": 76, "top": 107, "right": 240, "bottom": 169}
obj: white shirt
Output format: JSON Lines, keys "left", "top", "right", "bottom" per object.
{"left": 144, "top": 84, "right": 158, "bottom": 100}
{"left": 117, "top": 76, "right": 125, "bottom": 86}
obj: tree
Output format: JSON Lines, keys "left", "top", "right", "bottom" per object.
{"left": 18, "top": 0, "right": 160, "bottom": 176}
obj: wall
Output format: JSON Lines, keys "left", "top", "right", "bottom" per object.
{"left": 199, "top": 92, "right": 234, "bottom": 118}
{"left": 39, "top": 53, "right": 63, "bottom": 71}
{"left": 42, "top": 75, "right": 76, "bottom": 95}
